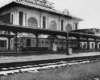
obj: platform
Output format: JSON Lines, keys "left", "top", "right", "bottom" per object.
{"left": 0, "top": 52, "right": 100, "bottom": 63}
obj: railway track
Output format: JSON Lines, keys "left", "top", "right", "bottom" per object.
{"left": 0, "top": 55, "right": 100, "bottom": 76}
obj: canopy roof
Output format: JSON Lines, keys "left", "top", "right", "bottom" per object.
{"left": 73, "top": 28, "right": 100, "bottom": 34}
{"left": 0, "top": 23, "right": 99, "bottom": 39}
{"left": 0, "top": 34, "right": 14, "bottom": 38}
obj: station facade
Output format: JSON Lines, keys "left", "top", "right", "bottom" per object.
{"left": 0, "top": 0, "right": 82, "bottom": 50}
{"left": 0, "top": 0, "right": 99, "bottom": 51}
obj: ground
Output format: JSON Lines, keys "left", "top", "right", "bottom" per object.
{"left": 1, "top": 61, "right": 100, "bottom": 80}
{"left": 0, "top": 52, "right": 100, "bottom": 63}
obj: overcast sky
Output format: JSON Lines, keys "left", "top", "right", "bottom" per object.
{"left": 0, "top": 0, "right": 100, "bottom": 29}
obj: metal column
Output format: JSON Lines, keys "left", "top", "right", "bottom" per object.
{"left": 36, "top": 34, "right": 39, "bottom": 50}
{"left": 8, "top": 37, "right": 11, "bottom": 51}
{"left": 87, "top": 38, "right": 90, "bottom": 50}
{"left": 77, "top": 37, "right": 80, "bottom": 50}
{"left": 15, "top": 32, "right": 17, "bottom": 52}
{"left": 52, "top": 36, "right": 55, "bottom": 51}
{"left": 61, "top": 39, "right": 64, "bottom": 50}
{"left": 95, "top": 39, "right": 97, "bottom": 50}
{"left": 66, "top": 36, "right": 69, "bottom": 55}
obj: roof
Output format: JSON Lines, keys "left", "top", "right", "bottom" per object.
{"left": 0, "top": 34, "right": 14, "bottom": 38}
{"left": 0, "top": 1, "right": 83, "bottom": 21}
{"left": 0, "top": 23, "right": 99, "bottom": 40}
{"left": 72, "top": 28, "right": 100, "bottom": 34}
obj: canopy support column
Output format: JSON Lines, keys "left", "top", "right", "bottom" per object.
{"left": 95, "top": 39, "right": 97, "bottom": 50}
{"left": 87, "top": 38, "right": 90, "bottom": 50}
{"left": 52, "top": 36, "right": 55, "bottom": 51}
{"left": 8, "top": 37, "right": 11, "bottom": 51}
{"left": 61, "top": 39, "right": 64, "bottom": 50}
{"left": 77, "top": 37, "right": 80, "bottom": 50}
{"left": 15, "top": 32, "right": 18, "bottom": 52}
{"left": 35, "top": 34, "right": 39, "bottom": 50}
{"left": 66, "top": 36, "right": 69, "bottom": 55}
{"left": 50, "top": 35, "right": 56, "bottom": 51}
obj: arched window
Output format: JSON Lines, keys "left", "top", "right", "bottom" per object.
{"left": 28, "top": 17, "right": 38, "bottom": 28}
{"left": 19, "top": 11, "right": 23, "bottom": 25}
{"left": 43, "top": 16, "right": 46, "bottom": 29}
{"left": 49, "top": 21, "right": 57, "bottom": 30}
{"left": 66, "top": 24, "right": 72, "bottom": 32}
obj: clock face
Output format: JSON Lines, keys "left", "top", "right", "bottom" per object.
{"left": 63, "top": 9, "right": 69, "bottom": 15}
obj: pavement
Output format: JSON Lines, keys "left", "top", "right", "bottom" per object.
{"left": 0, "top": 52, "right": 100, "bottom": 63}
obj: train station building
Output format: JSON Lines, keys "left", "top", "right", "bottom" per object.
{"left": 0, "top": 0, "right": 99, "bottom": 52}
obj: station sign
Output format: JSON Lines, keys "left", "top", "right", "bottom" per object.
{"left": 16, "top": 0, "right": 54, "bottom": 9}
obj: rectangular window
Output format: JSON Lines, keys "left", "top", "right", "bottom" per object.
{"left": 75, "top": 23, "right": 78, "bottom": 30}
{"left": 27, "top": 39, "right": 31, "bottom": 46}
{"left": 43, "top": 16, "right": 46, "bottom": 28}
{"left": 10, "top": 14, "right": 13, "bottom": 24}
{"left": 0, "top": 40, "right": 6, "bottom": 47}
{"left": 55, "top": 42, "right": 58, "bottom": 44}
{"left": 4, "top": 31, "right": 8, "bottom": 34}
{"left": 12, "top": 14, "right": 13, "bottom": 24}
{"left": 61, "top": 20, "right": 63, "bottom": 31}
{"left": 59, "top": 42, "right": 62, "bottom": 44}
{"left": 0, "top": 30, "right": 3, "bottom": 34}
{"left": 14, "top": 43, "right": 19, "bottom": 47}
{"left": 45, "top": 41, "right": 49, "bottom": 44}
{"left": 19, "top": 12, "right": 23, "bottom": 25}
{"left": 25, "top": 13, "right": 27, "bottom": 26}
{"left": 42, "top": 41, "right": 45, "bottom": 44}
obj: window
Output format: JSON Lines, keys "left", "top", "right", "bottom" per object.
{"left": 61, "top": 20, "right": 63, "bottom": 31}
{"left": 28, "top": 17, "right": 38, "bottom": 28}
{"left": 14, "top": 37, "right": 19, "bottom": 42}
{"left": 42, "top": 41, "right": 45, "bottom": 44}
{"left": 14, "top": 43, "right": 19, "bottom": 47}
{"left": 27, "top": 39, "right": 31, "bottom": 46}
{"left": 19, "top": 11, "right": 23, "bottom": 25}
{"left": 0, "top": 40, "right": 6, "bottom": 47}
{"left": 0, "top": 30, "right": 3, "bottom": 34}
{"left": 45, "top": 41, "right": 49, "bottom": 44}
{"left": 50, "top": 41, "right": 52, "bottom": 44}
{"left": 25, "top": 13, "right": 27, "bottom": 26}
{"left": 10, "top": 14, "right": 13, "bottom": 24}
{"left": 4, "top": 31, "right": 8, "bottom": 34}
{"left": 63, "top": 42, "right": 66, "bottom": 44}
{"left": 49, "top": 21, "right": 57, "bottom": 30}
{"left": 43, "top": 16, "right": 46, "bottom": 28}
{"left": 55, "top": 42, "right": 58, "bottom": 44}
{"left": 66, "top": 24, "right": 72, "bottom": 32}
{"left": 59, "top": 42, "right": 62, "bottom": 44}
{"left": 75, "top": 23, "right": 78, "bottom": 30}
{"left": 11, "top": 39, "right": 12, "bottom": 46}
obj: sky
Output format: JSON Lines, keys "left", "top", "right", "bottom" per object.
{"left": 0, "top": 0, "right": 100, "bottom": 29}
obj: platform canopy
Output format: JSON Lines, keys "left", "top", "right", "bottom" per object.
{"left": 0, "top": 34, "right": 14, "bottom": 38}
{"left": 72, "top": 28, "right": 100, "bottom": 39}
{"left": 0, "top": 23, "right": 99, "bottom": 39}
{"left": 72, "top": 28, "right": 100, "bottom": 34}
